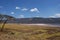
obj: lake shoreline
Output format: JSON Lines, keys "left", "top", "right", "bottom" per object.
{"left": 20, "top": 24, "right": 60, "bottom": 27}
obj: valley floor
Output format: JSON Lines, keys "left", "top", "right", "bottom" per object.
{"left": 0, "top": 24, "right": 60, "bottom": 40}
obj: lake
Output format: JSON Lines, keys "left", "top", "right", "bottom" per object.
{"left": 20, "top": 23, "right": 60, "bottom": 27}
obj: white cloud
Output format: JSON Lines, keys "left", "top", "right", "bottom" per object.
{"left": 49, "top": 16, "right": 55, "bottom": 18}
{"left": 11, "top": 12, "right": 15, "bottom": 14}
{"left": 20, "top": 15, "right": 24, "bottom": 18}
{"left": 36, "top": 16, "right": 40, "bottom": 17}
{"left": 22, "top": 8, "right": 28, "bottom": 11}
{"left": 30, "top": 8, "right": 40, "bottom": 12}
{"left": 49, "top": 13, "right": 60, "bottom": 18}
{"left": 16, "top": 7, "right": 20, "bottom": 9}
{"left": 55, "top": 14, "right": 60, "bottom": 17}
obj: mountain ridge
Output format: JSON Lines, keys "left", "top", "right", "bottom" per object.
{"left": 7, "top": 17, "right": 60, "bottom": 24}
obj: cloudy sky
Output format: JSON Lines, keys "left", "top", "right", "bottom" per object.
{"left": 0, "top": 0, "right": 60, "bottom": 18}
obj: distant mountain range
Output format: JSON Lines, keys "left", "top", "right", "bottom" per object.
{"left": 7, "top": 17, "right": 60, "bottom": 24}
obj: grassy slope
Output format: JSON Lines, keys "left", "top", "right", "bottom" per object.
{"left": 0, "top": 24, "right": 60, "bottom": 40}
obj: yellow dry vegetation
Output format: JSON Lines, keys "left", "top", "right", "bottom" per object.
{"left": 0, "top": 23, "right": 60, "bottom": 40}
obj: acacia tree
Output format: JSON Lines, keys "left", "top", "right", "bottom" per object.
{"left": 0, "top": 14, "right": 4, "bottom": 23}
{"left": 0, "top": 14, "right": 15, "bottom": 31}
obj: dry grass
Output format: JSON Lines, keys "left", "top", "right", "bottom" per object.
{"left": 0, "top": 23, "right": 60, "bottom": 40}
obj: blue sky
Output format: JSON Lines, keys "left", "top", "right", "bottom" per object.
{"left": 0, "top": 0, "right": 60, "bottom": 18}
